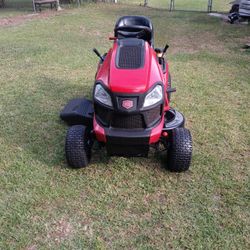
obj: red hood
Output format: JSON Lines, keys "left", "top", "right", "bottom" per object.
{"left": 96, "top": 40, "right": 164, "bottom": 94}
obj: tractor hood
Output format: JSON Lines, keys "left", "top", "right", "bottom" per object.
{"left": 96, "top": 38, "right": 163, "bottom": 94}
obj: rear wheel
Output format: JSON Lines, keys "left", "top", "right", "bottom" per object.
{"left": 166, "top": 128, "right": 192, "bottom": 172}
{"left": 65, "top": 125, "right": 92, "bottom": 168}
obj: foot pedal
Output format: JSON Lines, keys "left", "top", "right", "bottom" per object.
{"left": 60, "top": 98, "right": 94, "bottom": 127}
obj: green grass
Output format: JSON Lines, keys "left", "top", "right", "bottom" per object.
{"left": 0, "top": 2, "right": 250, "bottom": 249}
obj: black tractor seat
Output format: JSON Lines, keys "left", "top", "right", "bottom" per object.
{"left": 114, "top": 16, "right": 154, "bottom": 47}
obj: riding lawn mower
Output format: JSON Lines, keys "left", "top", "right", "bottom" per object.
{"left": 60, "top": 16, "right": 192, "bottom": 172}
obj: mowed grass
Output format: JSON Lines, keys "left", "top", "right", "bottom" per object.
{"left": 0, "top": 3, "right": 250, "bottom": 249}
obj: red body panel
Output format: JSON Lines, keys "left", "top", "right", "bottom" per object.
{"left": 149, "top": 116, "right": 165, "bottom": 144}
{"left": 110, "top": 42, "right": 161, "bottom": 93}
{"left": 96, "top": 41, "right": 166, "bottom": 94}
{"left": 94, "top": 39, "right": 170, "bottom": 145}
{"left": 93, "top": 116, "right": 106, "bottom": 143}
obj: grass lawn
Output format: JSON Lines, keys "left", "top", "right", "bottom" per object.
{"left": 0, "top": 2, "right": 250, "bottom": 249}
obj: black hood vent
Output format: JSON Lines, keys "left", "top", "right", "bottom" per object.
{"left": 116, "top": 38, "right": 145, "bottom": 69}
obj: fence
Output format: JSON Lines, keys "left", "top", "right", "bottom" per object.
{"left": 1, "top": 0, "right": 231, "bottom": 12}
{"left": 120, "top": 0, "right": 230, "bottom": 12}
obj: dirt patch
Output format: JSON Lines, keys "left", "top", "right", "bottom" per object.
{"left": 0, "top": 10, "right": 66, "bottom": 27}
{"left": 170, "top": 31, "right": 227, "bottom": 54}
{"left": 26, "top": 245, "right": 37, "bottom": 250}
{"left": 237, "top": 36, "right": 250, "bottom": 46}
{"left": 46, "top": 217, "right": 74, "bottom": 244}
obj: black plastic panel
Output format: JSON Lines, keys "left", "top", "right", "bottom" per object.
{"left": 114, "top": 16, "right": 154, "bottom": 46}
{"left": 95, "top": 102, "right": 161, "bottom": 130}
{"left": 118, "top": 46, "right": 142, "bottom": 69}
{"left": 106, "top": 144, "right": 149, "bottom": 157}
{"left": 116, "top": 38, "right": 145, "bottom": 69}
{"left": 163, "top": 109, "right": 185, "bottom": 131}
{"left": 105, "top": 128, "right": 150, "bottom": 157}
{"left": 60, "top": 98, "right": 93, "bottom": 127}
{"left": 144, "top": 105, "right": 161, "bottom": 127}
{"left": 111, "top": 113, "right": 144, "bottom": 129}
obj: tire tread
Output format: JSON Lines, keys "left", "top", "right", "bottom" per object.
{"left": 65, "top": 125, "right": 91, "bottom": 168}
{"left": 167, "top": 128, "right": 192, "bottom": 172}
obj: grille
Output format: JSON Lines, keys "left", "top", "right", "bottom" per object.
{"left": 95, "top": 104, "right": 112, "bottom": 126}
{"left": 95, "top": 103, "right": 161, "bottom": 129}
{"left": 118, "top": 46, "right": 143, "bottom": 69}
{"left": 111, "top": 113, "right": 144, "bottom": 129}
{"left": 143, "top": 105, "right": 162, "bottom": 126}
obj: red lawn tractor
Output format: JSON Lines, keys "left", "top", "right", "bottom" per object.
{"left": 61, "top": 16, "right": 192, "bottom": 172}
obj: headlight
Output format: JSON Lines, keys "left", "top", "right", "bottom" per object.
{"left": 143, "top": 85, "right": 163, "bottom": 108}
{"left": 94, "top": 84, "right": 113, "bottom": 107}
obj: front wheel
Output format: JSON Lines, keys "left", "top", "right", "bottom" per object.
{"left": 65, "top": 125, "right": 92, "bottom": 168}
{"left": 166, "top": 128, "right": 192, "bottom": 172}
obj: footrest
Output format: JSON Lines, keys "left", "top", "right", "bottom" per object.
{"left": 60, "top": 98, "right": 94, "bottom": 127}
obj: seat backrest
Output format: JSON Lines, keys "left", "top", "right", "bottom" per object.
{"left": 114, "top": 16, "right": 154, "bottom": 46}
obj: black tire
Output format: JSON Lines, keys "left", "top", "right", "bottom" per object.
{"left": 166, "top": 128, "right": 192, "bottom": 172}
{"left": 65, "top": 125, "right": 92, "bottom": 168}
